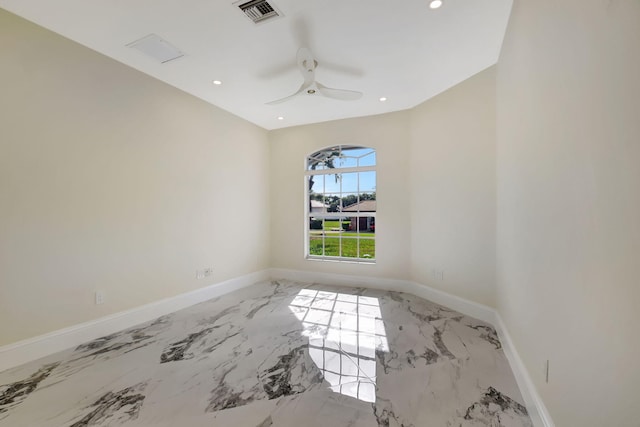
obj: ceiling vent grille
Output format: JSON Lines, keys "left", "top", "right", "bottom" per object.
{"left": 127, "top": 34, "right": 184, "bottom": 64}
{"left": 235, "top": 0, "right": 283, "bottom": 24}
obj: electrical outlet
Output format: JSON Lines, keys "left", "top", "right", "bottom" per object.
{"left": 204, "top": 267, "right": 213, "bottom": 277}
{"left": 95, "top": 291, "right": 105, "bottom": 305}
{"left": 431, "top": 269, "right": 444, "bottom": 281}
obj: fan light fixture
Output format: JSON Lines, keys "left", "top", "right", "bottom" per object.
{"left": 429, "top": 0, "right": 443, "bottom": 9}
{"left": 266, "top": 48, "right": 363, "bottom": 105}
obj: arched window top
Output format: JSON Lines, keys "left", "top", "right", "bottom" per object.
{"left": 307, "top": 145, "right": 376, "bottom": 171}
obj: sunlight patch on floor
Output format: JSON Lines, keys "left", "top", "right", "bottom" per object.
{"left": 288, "top": 289, "right": 388, "bottom": 403}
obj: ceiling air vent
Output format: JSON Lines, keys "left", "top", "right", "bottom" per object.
{"left": 235, "top": 0, "right": 283, "bottom": 24}
{"left": 127, "top": 34, "right": 184, "bottom": 64}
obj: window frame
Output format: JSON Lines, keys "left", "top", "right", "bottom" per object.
{"left": 304, "top": 146, "right": 377, "bottom": 264}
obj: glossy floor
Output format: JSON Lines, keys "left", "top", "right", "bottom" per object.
{"left": 0, "top": 280, "right": 533, "bottom": 426}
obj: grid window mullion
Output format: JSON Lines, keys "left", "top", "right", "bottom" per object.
{"left": 306, "top": 146, "right": 375, "bottom": 262}
{"left": 322, "top": 219, "right": 326, "bottom": 256}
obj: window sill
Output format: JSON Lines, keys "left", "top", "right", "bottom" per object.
{"left": 306, "top": 256, "right": 376, "bottom": 265}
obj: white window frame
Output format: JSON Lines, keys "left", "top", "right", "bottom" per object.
{"left": 304, "top": 146, "right": 376, "bottom": 263}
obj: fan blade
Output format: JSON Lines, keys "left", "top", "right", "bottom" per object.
{"left": 316, "top": 82, "right": 363, "bottom": 101}
{"left": 256, "top": 60, "right": 297, "bottom": 80}
{"left": 266, "top": 48, "right": 317, "bottom": 105}
{"left": 291, "top": 17, "right": 312, "bottom": 53}
{"left": 266, "top": 47, "right": 363, "bottom": 104}
{"left": 266, "top": 80, "right": 314, "bottom": 105}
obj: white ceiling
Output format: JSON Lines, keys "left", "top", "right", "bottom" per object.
{"left": 0, "top": 0, "right": 512, "bottom": 130}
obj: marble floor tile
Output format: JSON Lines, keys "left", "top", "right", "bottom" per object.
{"left": 0, "top": 279, "right": 533, "bottom": 427}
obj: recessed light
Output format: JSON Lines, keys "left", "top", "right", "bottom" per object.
{"left": 277, "top": 116, "right": 284, "bottom": 120}
{"left": 429, "top": 0, "right": 443, "bottom": 9}
{"left": 212, "top": 80, "right": 222, "bottom": 85}
{"left": 379, "top": 97, "right": 387, "bottom": 102}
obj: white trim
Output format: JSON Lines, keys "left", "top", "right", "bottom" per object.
{"left": 305, "top": 146, "right": 377, "bottom": 263}
{"left": 0, "top": 267, "right": 554, "bottom": 427}
{"left": 310, "top": 212, "right": 376, "bottom": 218}
{"left": 0, "top": 270, "right": 269, "bottom": 373}
{"left": 306, "top": 255, "right": 376, "bottom": 264}
{"left": 494, "top": 314, "right": 556, "bottom": 427}
{"left": 306, "top": 165, "right": 376, "bottom": 175}
{"left": 268, "top": 268, "right": 554, "bottom": 427}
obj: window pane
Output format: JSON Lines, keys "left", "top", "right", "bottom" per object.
{"left": 357, "top": 193, "right": 376, "bottom": 218}
{"left": 343, "top": 147, "right": 372, "bottom": 159}
{"left": 323, "top": 218, "right": 342, "bottom": 232}
{"left": 341, "top": 216, "right": 354, "bottom": 233}
{"left": 324, "top": 173, "right": 341, "bottom": 193}
{"left": 359, "top": 192, "right": 376, "bottom": 202}
{"left": 308, "top": 174, "right": 324, "bottom": 194}
{"left": 340, "top": 172, "right": 358, "bottom": 193}
{"left": 309, "top": 234, "right": 324, "bottom": 256}
{"left": 337, "top": 156, "right": 358, "bottom": 168}
{"left": 359, "top": 238, "right": 375, "bottom": 259}
{"left": 309, "top": 217, "right": 324, "bottom": 231}
{"left": 324, "top": 237, "right": 341, "bottom": 257}
{"left": 309, "top": 197, "right": 327, "bottom": 214}
{"left": 341, "top": 238, "right": 359, "bottom": 258}
{"left": 354, "top": 217, "right": 367, "bottom": 234}
{"left": 340, "top": 194, "right": 359, "bottom": 211}
{"left": 324, "top": 194, "right": 341, "bottom": 213}
{"left": 358, "top": 151, "right": 376, "bottom": 167}
{"left": 312, "top": 161, "right": 327, "bottom": 171}
{"left": 344, "top": 216, "right": 375, "bottom": 238}
{"left": 359, "top": 171, "right": 376, "bottom": 192}
{"left": 368, "top": 217, "right": 376, "bottom": 234}
{"left": 308, "top": 147, "right": 341, "bottom": 170}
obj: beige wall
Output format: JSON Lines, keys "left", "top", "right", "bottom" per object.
{"left": 268, "top": 112, "right": 412, "bottom": 281}
{"left": 10, "top": 7, "right": 638, "bottom": 425}
{"left": 1, "top": 7, "right": 498, "bottom": 348}
{"left": 410, "top": 67, "right": 497, "bottom": 307}
{"left": 496, "top": 1, "right": 640, "bottom": 426}
{"left": 0, "top": 10, "right": 270, "bottom": 346}
{"left": 268, "top": 69, "right": 498, "bottom": 309}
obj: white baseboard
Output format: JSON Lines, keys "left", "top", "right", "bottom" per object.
{"left": 494, "top": 314, "right": 556, "bottom": 427}
{"left": 269, "top": 268, "right": 554, "bottom": 427}
{"left": 0, "top": 267, "right": 553, "bottom": 427}
{"left": 0, "top": 269, "right": 270, "bottom": 373}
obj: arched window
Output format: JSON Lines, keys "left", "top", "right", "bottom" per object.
{"left": 306, "top": 145, "right": 376, "bottom": 262}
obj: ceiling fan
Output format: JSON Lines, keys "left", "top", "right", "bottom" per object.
{"left": 266, "top": 48, "right": 363, "bottom": 105}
